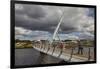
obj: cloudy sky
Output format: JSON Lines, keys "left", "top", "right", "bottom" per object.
{"left": 15, "top": 4, "right": 95, "bottom": 41}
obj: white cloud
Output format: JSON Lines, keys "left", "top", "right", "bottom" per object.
{"left": 15, "top": 27, "right": 32, "bottom": 35}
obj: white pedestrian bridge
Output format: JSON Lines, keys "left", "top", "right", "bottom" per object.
{"left": 33, "top": 44, "right": 94, "bottom": 62}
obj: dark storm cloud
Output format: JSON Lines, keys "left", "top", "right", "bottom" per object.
{"left": 15, "top": 4, "right": 77, "bottom": 33}
{"left": 15, "top": 4, "right": 94, "bottom": 34}
{"left": 15, "top": 4, "right": 62, "bottom": 33}
{"left": 15, "top": 4, "right": 46, "bottom": 19}
{"left": 88, "top": 8, "right": 95, "bottom": 17}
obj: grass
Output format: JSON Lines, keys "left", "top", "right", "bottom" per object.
{"left": 15, "top": 40, "right": 94, "bottom": 49}
{"left": 15, "top": 41, "right": 33, "bottom": 49}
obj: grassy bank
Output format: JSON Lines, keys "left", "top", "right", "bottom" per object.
{"left": 15, "top": 40, "right": 33, "bottom": 49}
{"left": 15, "top": 39, "right": 94, "bottom": 49}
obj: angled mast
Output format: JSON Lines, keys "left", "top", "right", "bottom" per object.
{"left": 52, "top": 10, "right": 64, "bottom": 41}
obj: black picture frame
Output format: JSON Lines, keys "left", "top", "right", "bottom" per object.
{"left": 10, "top": 0, "right": 96, "bottom": 68}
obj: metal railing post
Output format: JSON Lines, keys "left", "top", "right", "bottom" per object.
{"left": 58, "top": 49, "right": 63, "bottom": 57}
{"left": 52, "top": 46, "right": 56, "bottom": 55}
{"left": 68, "top": 48, "right": 74, "bottom": 62}
{"left": 88, "top": 47, "right": 91, "bottom": 60}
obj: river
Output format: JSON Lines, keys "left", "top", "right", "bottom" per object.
{"left": 15, "top": 47, "right": 94, "bottom": 66}
{"left": 15, "top": 48, "right": 63, "bottom": 66}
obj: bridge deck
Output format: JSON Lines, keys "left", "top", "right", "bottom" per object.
{"left": 33, "top": 44, "right": 94, "bottom": 62}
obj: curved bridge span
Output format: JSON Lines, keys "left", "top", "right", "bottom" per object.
{"left": 33, "top": 44, "right": 94, "bottom": 62}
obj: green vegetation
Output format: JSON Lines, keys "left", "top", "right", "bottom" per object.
{"left": 15, "top": 39, "right": 94, "bottom": 49}
{"left": 79, "top": 40, "right": 94, "bottom": 47}
{"left": 15, "top": 39, "right": 33, "bottom": 49}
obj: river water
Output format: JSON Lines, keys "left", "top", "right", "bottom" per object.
{"left": 15, "top": 47, "right": 94, "bottom": 66}
{"left": 15, "top": 48, "right": 63, "bottom": 66}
